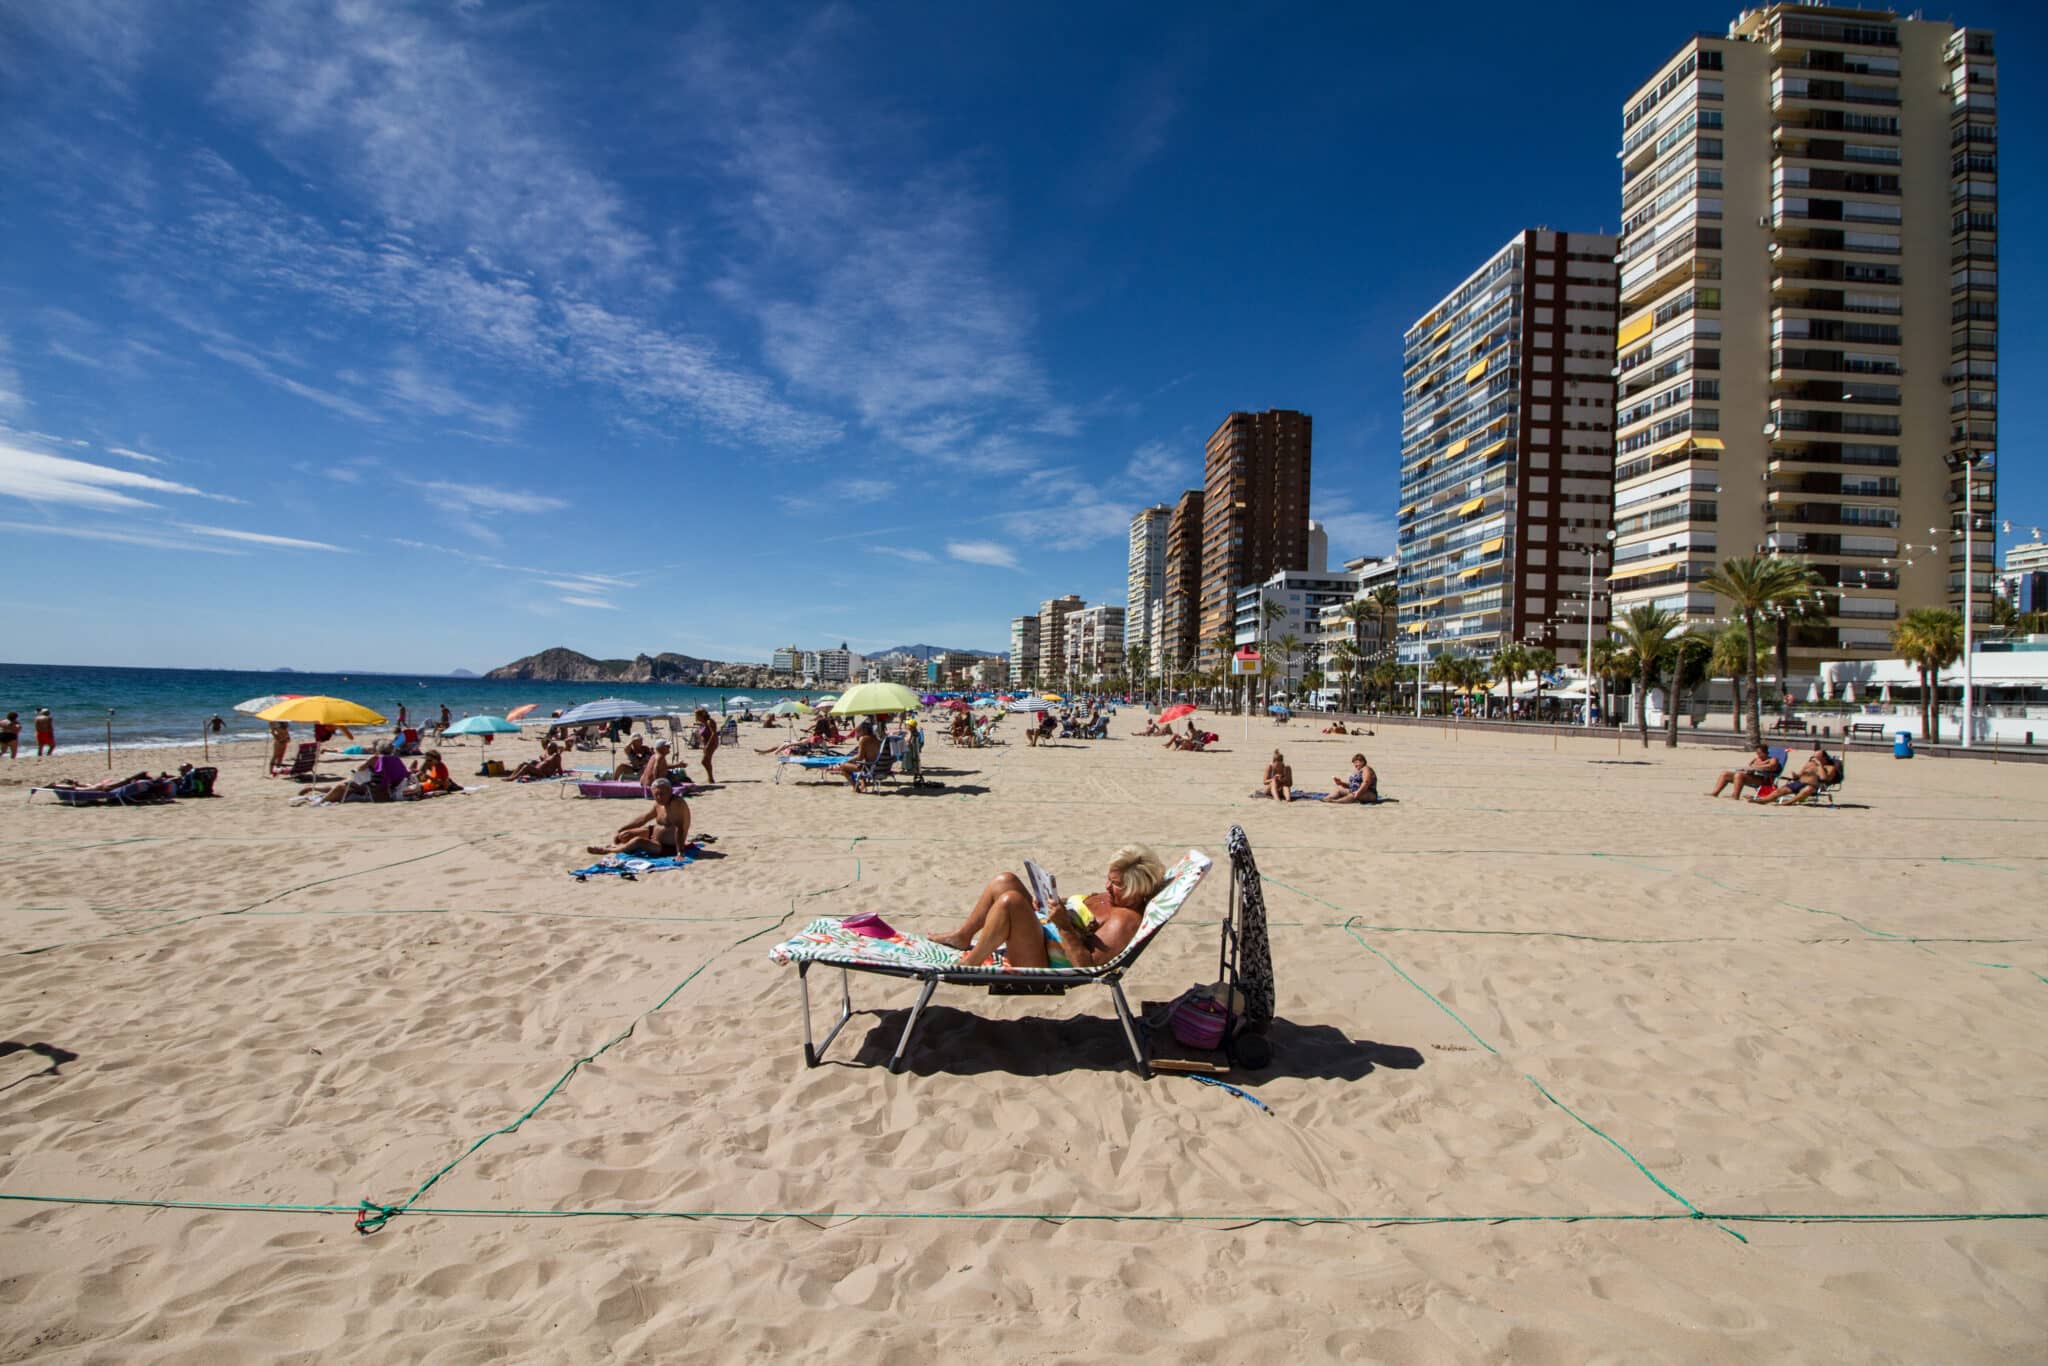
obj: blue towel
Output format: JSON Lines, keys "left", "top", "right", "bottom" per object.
{"left": 569, "top": 852, "right": 696, "bottom": 880}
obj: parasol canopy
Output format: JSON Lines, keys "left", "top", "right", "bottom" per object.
{"left": 444, "top": 715, "right": 522, "bottom": 736}
{"left": 1159, "top": 703, "right": 1197, "bottom": 723}
{"left": 828, "top": 681, "right": 923, "bottom": 716}
{"left": 505, "top": 704, "right": 539, "bottom": 722}
{"left": 554, "top": 698, "right": 663, "bottom": 726}
{"left": 255, "top": 695, "right": 385, "bottom": 726}
{"left": 235, "top": 693, "right": 302, "bottom": 715}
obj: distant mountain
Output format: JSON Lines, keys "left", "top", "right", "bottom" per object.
{"left": 868, "top": 644, "right": 1004, "bottom": 660}
{"left": 273, "top": 667, "right": 297, "bottom": 673}
{"left": 484, "top": 647, "right": 716, "bottom": 683}
{"left": 448, "top": 669, "right": 479, "bottom": 678}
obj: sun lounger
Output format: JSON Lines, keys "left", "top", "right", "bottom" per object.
{"left": 767, "top": 849, "right": 1213, "bottom": 1076}
{"left": 29, "top": 777, "right": 175, "bottom": 807}
{"left": 775, "top": 754, "right": 853, "bottom": 785}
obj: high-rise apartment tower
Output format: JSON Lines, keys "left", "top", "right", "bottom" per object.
{"left": 1198, "top": 410, "right": 1312, "bottom": 665}
{"left": 1037, "top": 595, "right": 1084, "bottom": 683}
{"left": 1610, "top": 4, "right": 1996, "bottom": 661}
{"left": 1126, "top": 504, "right": 1171, "bottom": 659}
{"left": 1397, "top": 230, "right": 1619, "bottom": 665}
{"left": 1162, "top": 489, "right": 1206, "bottom": 676}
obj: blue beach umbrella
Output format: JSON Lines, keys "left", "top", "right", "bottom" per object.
{"left": 444, "top": 715, "right": 523, "bottom": 736}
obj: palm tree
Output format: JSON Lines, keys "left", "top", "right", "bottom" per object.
{"left": 1890, "top": 607, "right": 1963, "bottom": 744}
{"left": 1768, "top": 566, "right": 1826, "bottom": 721}
{"left": 1300, "top": 667, "right": 1324, "bottom": 708}
{"left": 1586, "top": 638, "right": 1624, "bottom": 727}
{"left": 1701, "top": 554, "right": 1825, "bottom": 748}
{"left": 1275, "top": 632, "right": 1302, "bottom": 700}
{"left": 1524, "top": 645, "right": 1557, "bottom": 718}
{"left": 1610, "top": 604, "right": 1683, "bottom": 747}
{"left": 1370, "top": 660, "right": 1402, "bottom": 713}
{"left": 1369, "top": 584, "right": 1401, "bottom": 644}
{"left": 1210, "top": 629, "right": 1239, "bottom": 711}
{"left": 1708, "top": 622, "right": 1750, "bottom": 734}
{"left": 1429, "top": 651, "right": 1473, "bottom": 717}
{"left": 1126, "top": 643, "right": 1148, "bottom": 706}
{"left": 1328, "top": 641, "right": 1360, "bottom": 712}
{"left": 1663, "top": 631, "right": 1714, "bottom": 748}
{"left": 1492, "top": 642, "right": 1533, "bottom": 721}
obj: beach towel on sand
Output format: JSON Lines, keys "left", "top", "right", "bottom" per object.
{"left": 569, "top": 848, "right": 701, "bottom": 880}
{"left": 1248, "top": 789, "right": 1328, "bottom": 801}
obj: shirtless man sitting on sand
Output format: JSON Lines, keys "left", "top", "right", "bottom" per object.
{"left": 587, "top": 777, "right": 690, "bottom": 857}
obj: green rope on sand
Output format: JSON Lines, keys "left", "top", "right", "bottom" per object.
{"left": 4, "top": 1191, "right": 2042, "bottom": 1232}
{"left": 1253, "top": 874, "right": 1743, "bottom": 1243}
{"left": 355, "top": 861, "right": 863, "bottom": 1235}
{"left": 4, "top": 839, "right": 486, "bottom": 958}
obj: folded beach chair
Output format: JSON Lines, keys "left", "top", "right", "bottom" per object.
{"left": 719, "top": 718, "right": 739, "bottom": 747}
{"left": 767, "top": 849, "right": 1213, "bottom": 1076}
{"left": 278, "top": 741, "right": 319, "bottom": 780}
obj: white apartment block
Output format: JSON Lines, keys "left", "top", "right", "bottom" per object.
{"left": 1610, "top": 4, "right": 1997, "bottom": 661}
{"left": 1126, "top": 504, "right": 1170, "bottom": 656}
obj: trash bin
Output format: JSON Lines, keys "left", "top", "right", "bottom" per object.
{"left": 1893, "top": 730, "right": 1915, "bottom": 759}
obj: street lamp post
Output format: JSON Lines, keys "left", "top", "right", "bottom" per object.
{"left": 1945, "top": 452, "right": 1990, "bottom": 748}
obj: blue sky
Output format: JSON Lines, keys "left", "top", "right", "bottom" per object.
{"left": 2, "top": 0, "right": 2041, "bottom": 672}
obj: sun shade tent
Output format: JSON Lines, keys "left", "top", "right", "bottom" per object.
{"left": 766, "top": 849, "right": 1213, "bottom": 1076}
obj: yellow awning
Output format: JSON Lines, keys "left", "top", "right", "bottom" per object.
{"left": 1459, "top": 567, "right": 1482, "bottom": 579}
{"left": 1479, "top": 536, "right": 1505, "bottom": 554}
{"left": 1465, "top": 358, "right": 1489, "bottom": 384}
{"left": 1609, "top": 557, "right": 1684, "bottom": 582}
{"left": 1399, "top": 502, "right": 1418, "bottom": 515}
{"left": 1428, "top": 341, "right": 1451, "bottom": 362}
{"left": 1432, "top": 320, "right": 1453, "bottom": 341}
{"left": 1617, "top": 311, "right": 1654, "bottom": 349}
{"left": 1693, "top": 436, "right": 1725, "bottom": 451}
{"left": 1405, "top": 622, "right": 1428, "bottom": 635}
{"left": 1458, "top": 496, "right": 1486, "bottom": 516}
{"left": 1445, "top": 437, "right": 1470, "bottom": 458}
{"left": 1477, "top": 437, "right": 1511, "bottom": 457}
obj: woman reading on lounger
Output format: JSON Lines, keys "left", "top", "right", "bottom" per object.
{"left": 934, "top": 846, "right": 1167, "bottom": 969}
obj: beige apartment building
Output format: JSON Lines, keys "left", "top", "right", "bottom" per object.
{"left": 1609, "top": 4, "right": 1996, "bottom": 663}
{"left": 1198, "top": 410, "right": 1313, "bottom": 667}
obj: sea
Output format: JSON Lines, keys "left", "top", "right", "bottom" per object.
{"left": 0, "top": 662, "right": 815, "bottom": 754}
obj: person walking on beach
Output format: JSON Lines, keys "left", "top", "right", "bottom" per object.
{"left": 0, "top": 712, "right": 19, "bottom": 759}
{"left": 267, "top": 721, "right": 291, "bottom": 773}
{"left": 693, "top": 707, "right": 718, "bottom": 783}
{"left": 33, "top": 708, "right": 55, "bottom": 757}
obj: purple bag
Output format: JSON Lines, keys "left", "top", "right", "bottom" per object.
{"left": 1170, "top": 993, "right": 1229, "bottom": 1050}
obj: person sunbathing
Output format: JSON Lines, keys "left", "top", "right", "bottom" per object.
{"left": 1762, "top": 746, "right": 1839, "bottom": 805}
{"left": 834, "top": 722, "right": 882, "bottom": 782}
{"left": 1327, "top": 753, "right": 1378, "bottom": 804}
{"left": 1262, "top": 749, "right": 1294, "bottom": 802}
{"left": 1323, "top": 720, "right": 1349, "bottom": 735}
{"left": 51, "top": 770, "right": 160, "bottom": 792}
{"left": 587, "top": 777, "right": 691, "bottom": 857}
{"left": 933, "top": 845, "right": 1167, "bottom": 969}
{"left": 1134, "top": 717, "right": 1162, "bottom": 737}
{"left": 642, "top": 739, "right": 688, "bottom": 788}
{"left": 307, "top": 743, "right": 408, "bottom": 804}
{"left": 1708, "top": 744, "right": 1780, "bottom": 800}
{"left": 505, "top": 740, "right": 565, "bottom": 783}
{"left": 610, "top": 735, "right": 652, "bottom": 781}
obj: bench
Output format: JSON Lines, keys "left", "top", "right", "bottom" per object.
{"left": 1770, "top": 716, "right": 1809, "bottom": 734}
{"left": 1847, "top": 722, "right": 1887, "bottom": 742}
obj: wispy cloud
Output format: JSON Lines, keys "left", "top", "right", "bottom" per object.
{"left": 0, "top": 518, "right": 243, "bottom": 555}
{"left": 946, "top": 539, "right": 1020, "bottom": 571}
{"left": 384, "top": 363, "right": 521, "bottom": 432}
{"left": 866, "top": 545, "right": 934, "bottom": 563}
{"left": 1124, "top": 439, "right": 1186, "bottom": 489}
{"left": 1314, "top": 496, "right": 1398, "bottom": 562}
{"left": 408, "top": 480, "right": 567, "bottom": 515}
{"left": 172, "top": 522, "right": 349, "bottom": 552}
{"left": 558, "top": 594, "right": 618, "bottom": 610}
{"left": 778, "top": 476, "right": 895, "bottom": 515}
{"left": 104, "top": 444, "right": 166, "bottom": 465}
{"left": 0, "top": 440, "right": 225, "bottom": 511}
{"left": 0, "top": 332, "right": 25, "bottom": 418}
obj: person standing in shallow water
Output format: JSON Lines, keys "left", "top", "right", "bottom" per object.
{"left": 0, "top": 712, "right": 19, "bottom": 759}
{"left": 34, "top": 707, "right": 55, "bottom": 757}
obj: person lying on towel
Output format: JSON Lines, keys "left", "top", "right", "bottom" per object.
{"left": 933, "top": 846, "right": 1165, "bottom": 968}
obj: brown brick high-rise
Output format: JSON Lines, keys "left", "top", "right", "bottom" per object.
{"left": 1198, "top": 410, "right": 1312, "bottom": 665}
{"left": 1162, "top": 488, "right": 1206, "bottom": 675}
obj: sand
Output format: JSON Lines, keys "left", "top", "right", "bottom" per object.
{"left": 0, "top": 717, "right": 2043, "bottom": 1362}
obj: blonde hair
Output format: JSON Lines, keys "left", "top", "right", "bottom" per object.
{"left": 1109, "top": 845, "right": 1167, "bottom": 904}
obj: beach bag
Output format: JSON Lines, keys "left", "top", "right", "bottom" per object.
{"left": 479, "top": 759, "right": 506, "bottom": 777}
{"left": 1169, "top": 989, "right": 1230, "bottom": 1050}
{"left": 173, "top": 766, "right": 218, "bottom": 798}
